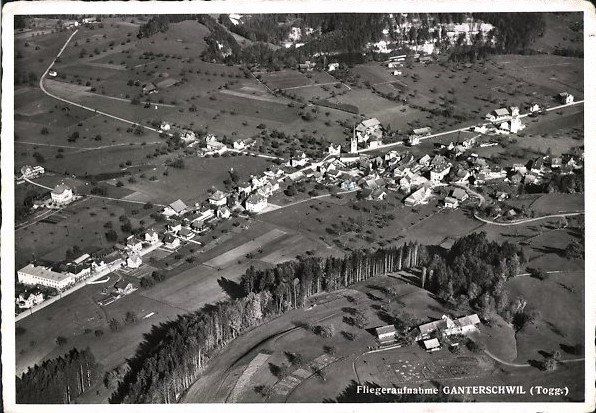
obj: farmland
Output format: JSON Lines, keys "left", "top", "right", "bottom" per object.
{"left": 11, "top": 12, "right": 585, "bottom": 407}
{"left": 182, "top": 272, "right": 584, "bottom": 403}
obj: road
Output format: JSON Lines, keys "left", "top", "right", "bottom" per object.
{"left": 474, "top": 211, "right": 584, "bottom": 226}
{"left": 39, "top": 29, "right": 172, "bottom": 138}
{"left": 355, "top": 100, "right": 585, "bottom": 154}
{"left": 484, "top": 349, "right": 585, "bottom": 368}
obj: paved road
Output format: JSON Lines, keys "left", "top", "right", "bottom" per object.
{"left": 355, "top": 100, "right": 585, "bottom": 154}
{"left": 474, "top": 211, "right": 584, "bottom": 226}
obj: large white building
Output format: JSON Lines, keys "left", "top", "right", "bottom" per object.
{"left": 18, "top": 264, "right": 75, "bottom": 290}
{"left": 50, "top": 183, "right": 74, "bottom": 205}
{"left": 245, "top": 193, "right": 267, "bottom": 213}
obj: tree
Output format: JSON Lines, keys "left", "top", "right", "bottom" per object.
{"left": 56, "top": 336, "right": 68, "bottom": 346}
{"left": 140, "top": 276, "right": 156, "bottom": 288}
{"left": 564, "top": 241, "right": 584, "bottom": 259}
{"left": 124, "top": 311, "right": 137, "bottom": 324}
{"left": 105, "top": 229, "right": 118, "bottom": 242}
{"left": 108, "top": 318, "right": 120, "bottom": 332}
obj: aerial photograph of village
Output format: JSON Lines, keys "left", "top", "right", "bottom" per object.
{"left": 10, "top": 10, "right": 586, "bottom": 406}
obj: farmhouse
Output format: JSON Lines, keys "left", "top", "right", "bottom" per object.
{"left": 209, "top": 190, "right": 228, "bottom": 207}
{"left": 20, "top": 165, "right": 44, "bottom": 179}
{"left": 16, "top": 292, "right": 45, "bottom": 310}
{"left": 485, "top": 106, "right": 518, "bottom": 123}
{"left": 245, "top": 193, "right": 268, "bottom": 213}
{"left": 163, "top": 199, "right": 188, "bottom": 217}
{"left": 404, "top": 186, "right": 432, "bottom": 206}
{"left": 416, "top": 314, "right": 481, "bottom": 341}
{"left": 114, "top": 280, "right": 135, "bottom": 295}
{"left": 142, "top": 83, "right": 158, "bottom": 95}
{"left": 163, "top": 234, "right": 181, "bottom": 249}
{"left": 423, "top": 338, "right": 441, "bottom": 352}
{"left": 50, "top": 183, "right": 74, "bottom": 206}
{"left": 375, "top": 325, "right": 397, "bottom": 344}
{"left": 443, "top": 196, "right": 459, "bottom": 208}
{"left": 450, "top": 187, "right": 469, "bottom": 202}
{"left": 559, "top": 92, "right": 574, "bottom": 104}
{"left": 18, "top": 264, "right": 75, "bottom": 290}
{"left": 355, "top": 118, "right": 382, "bottom": 143}
{"left": 328, "top": 62, "right": 340, "bottom": 71}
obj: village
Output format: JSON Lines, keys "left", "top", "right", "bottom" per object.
{"left": 9, "top": 11, "right": 587, "bottom": 407}
{"left": 15, "top": 88, "right": 583, "bottom": 316}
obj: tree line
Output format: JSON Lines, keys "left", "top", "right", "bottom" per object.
{"left": 16, "top": 348, "right": 99, "bottom": 403}
{"left": 108, "top": 232, "right": 528, "bottom": 403}
{"left": 110, "top": 242, "right": 426, "bottom": 403}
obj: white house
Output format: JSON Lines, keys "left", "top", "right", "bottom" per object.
{"left": 126, "top": 253, "right": 142, "bottom": 269}
{"left": 145, "top": 229, "right": 160, "bottom": 245}
{"left": 16, "top": 292, "right": 45, "bottom": 309}
{"left": 50, "top": 183, "right": 74, "bottom": 206}
{"left": 160, "top": 122, "right": 171, "bottom": 131}
{"left": 328, "top": 144, "right": 341, "bottom": 156}
{"left": 217, "top": 205, "right": 231, "bottom": 219}
{"left": 180, "top": 129, "right": 196, "bottom": 143}
{"left": 559, "top": 92, "right": 574, "bottom": 104}
{"left": 416, "top": 314, "right": 481, "bottom": 341}
{"left": 289, "top": 152, "right": 310, "bottom": 168}
{"left": 245, "top": 193, "right": 267, "bottom": 213}
{"left": 209, "top": 190, "right": 228, "bottom": 207}
{"left": 18, "top": 264, "right": 74, "bottom": 290}
{"left": 126, "top": 235, "right": 143, "bottom": 253}
{"left": 328, "top": 62, "right": 339, "bottom": 71}
{"left": 392, "top": 70, "right": 402, "bottom": 76}
{"left": 48, "top": 70, "right": 58, "bottom": 77}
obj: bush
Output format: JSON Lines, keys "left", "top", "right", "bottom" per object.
{"left": 140, "top": 276, "right": 155, "bottom": 288}
{"left": 94, "top": 329, "right": 104, "bottom": 337}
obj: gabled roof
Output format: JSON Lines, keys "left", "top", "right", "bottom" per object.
{"left": 494, "top": 108, "right": 509, "bottom": 116}
{"left": 168, "top": 199, "right": 188, "bottom": 213}
{"left": 247, "top": 193, "right": 266, "bottom": 204}
{"left": 210, "top": 190, "right": 227, "bottom": 201}
{"left": 52, "top": 183, "right": 71, "bottom": 195}
{"left": 455, "top": 314, "right": 480, "bottom": 327}
{"left": 423, "top": 338, "right": 440, "bottom": 349}
{"left": 374, "top": 325, "right": 396, "bottom": 336}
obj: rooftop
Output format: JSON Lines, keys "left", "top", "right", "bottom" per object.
{"left": 18, "top": 264, "right": 73, "bottom": 283}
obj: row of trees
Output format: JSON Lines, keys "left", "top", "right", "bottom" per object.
{"left": 111, "top": 232, "right": 531, "bottom": 403}
{"left": 16, "top": 348, "right": 99, "bottom": 403}
{"left": 111, "top": 242, "right": 426, "bottom": 403}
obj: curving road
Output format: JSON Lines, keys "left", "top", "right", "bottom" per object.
{"left": 474, "top": 211, "right": 584, "bottom": 226}
{"left": 39, "top": 29, "right": 170, "bottom": 137}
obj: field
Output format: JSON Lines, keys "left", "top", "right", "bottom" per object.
{"left": 182, "top": 273, "right": 585, "bottom": 403}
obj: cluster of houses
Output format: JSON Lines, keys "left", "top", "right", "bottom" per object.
{"left": 16, "top": 231, "right": 164, "bottom": 309}
{"left": 482, "top": 106, "right": 525, "bottom": 134}
{"left": 289, "top": 133, "right": 500, "bottom": 207}
{"left": 153, "top": 167, "right": 285, "bottom": 248}
{"left": 19, "top": 165, "right": 45, "bottom": 180}
{"left": 503, "top": 152, "right": 584, "bottom": 188}
{"left": 374, "top": 313, "right": 481, "bottom": 352}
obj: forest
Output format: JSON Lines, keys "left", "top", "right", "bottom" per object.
{"left": 106, "top": 232, "right": 527, "bottom": 404}
{"left": 16, "top": 348, "right": 99, "bottom": 404}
